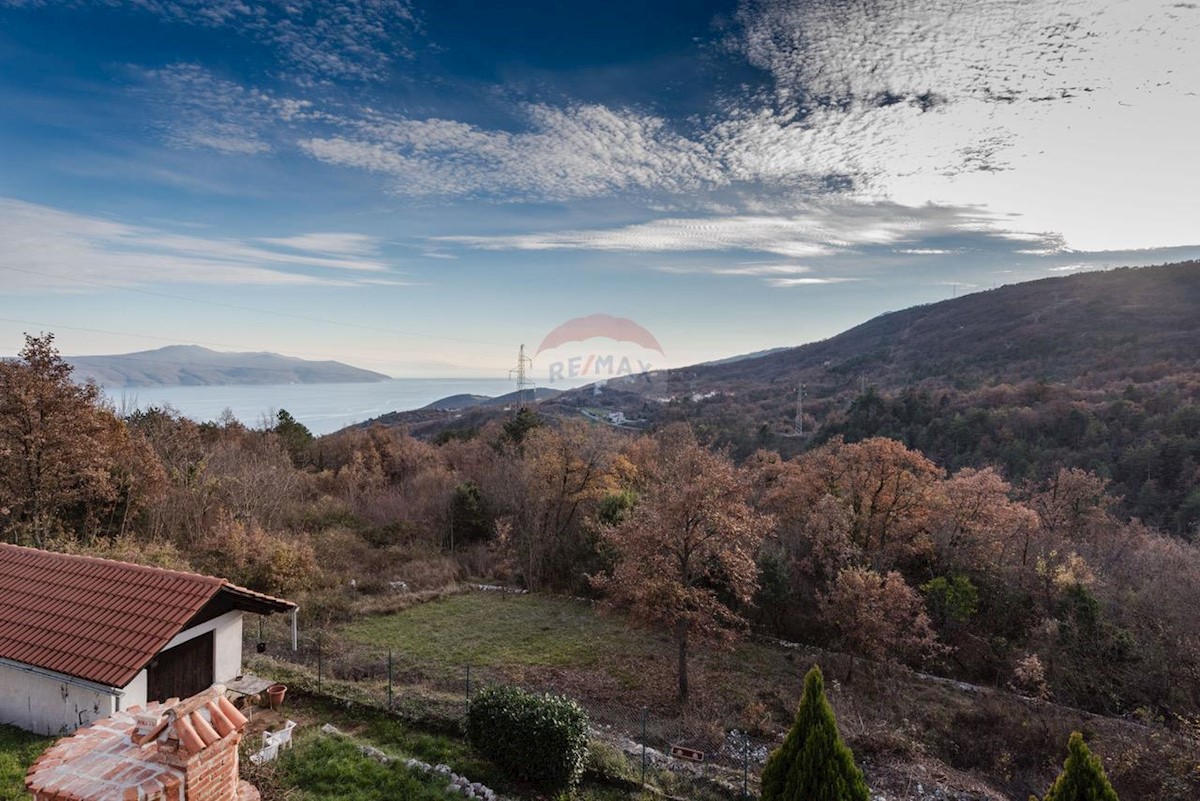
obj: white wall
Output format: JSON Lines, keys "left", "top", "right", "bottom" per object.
{"left": 1, "top": 611, "right": 246, "bottom": 734}
{"left": 122, "top": 669, "right": 148, "bottom": 711}
{"left": 0, "top": 665, "right": 116, "bottom": 736}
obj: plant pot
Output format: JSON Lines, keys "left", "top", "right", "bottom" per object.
{"left": 266, "top": 683, "right": 287, "bottom": 711}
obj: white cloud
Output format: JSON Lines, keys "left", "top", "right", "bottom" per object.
{"left": 727, "top": 0, "right": 1200, "bottom": 251}
{"left": 711, "top": 263, "right": 813, "bottom": 276}
{"left": 138, "top": 64, "right": 279, "bottom": 155}
{"left": 0, "top": 198, "right": 397, "bottom": 291}
{"left": 258, "top": 232, "right": 383, "bottom": 257}
{"left": 435, "top": 202, "right": 1039, "bottom": 258}
{"left": 299, "top": 103, "right": 723, "bottom": 200}
{"left": 26, "top": 0, "right": 420, "bottom": 83}
{"left": 764, "top": 276, "right": 856, "bottom": 287}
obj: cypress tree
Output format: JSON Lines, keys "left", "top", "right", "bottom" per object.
{"left": 1035, "top": 731, "right": 1119, "bottom": 801}
{"left": 761, "top": 665, "right": 869, "bottom": 801}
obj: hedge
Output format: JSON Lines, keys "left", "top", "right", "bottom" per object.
{"left": 465, "top": 685, "right": 589, "bottom": 791}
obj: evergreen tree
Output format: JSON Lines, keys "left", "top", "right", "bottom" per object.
{"left": 761, "top": 665, "right": 869, "bottom": 801}
{"left": 1034, "top": 731, "right": 1119, "bottom": 801}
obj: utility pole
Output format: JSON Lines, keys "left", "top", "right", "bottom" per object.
{"left": 509, "top": 344, "right": 535, "bottom": 405}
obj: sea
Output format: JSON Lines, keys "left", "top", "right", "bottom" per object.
{"left": 101, "top": 378, "right": 522, "bottom": 436}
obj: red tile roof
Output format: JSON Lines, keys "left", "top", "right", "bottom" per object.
{"left": 0, "top": 544, "right": 294, "bottom": 688}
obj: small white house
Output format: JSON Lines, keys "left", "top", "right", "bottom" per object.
{"left": 0, "top": 543, "right": 296, "bottom": 735}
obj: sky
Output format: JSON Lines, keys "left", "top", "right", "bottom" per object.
{"left": 1, "top": 0, "right": 1198, "bottom": 379}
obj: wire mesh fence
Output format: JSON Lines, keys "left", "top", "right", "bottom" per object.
{"left": 246, "top": 620, "right": 776, "bottom": 800}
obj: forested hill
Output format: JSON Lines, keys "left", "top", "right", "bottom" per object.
{"left": 678, "top": 261, "right": 1200, "bottom": 391}
{"left": 546, "top": 262, "right": 1200, "bottom": 537}
{"left": 65, "top": 345, "right": 391, "bottom": 386}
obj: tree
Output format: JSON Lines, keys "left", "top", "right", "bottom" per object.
{"left": 760, "top": 665, "right": 869, "bottom": 801}
{"left": 502, "top": 406, "right": 544, "bottom": 446}
{"left": 0, "top": 333, "right": 154, "bottom": 546}
{"left": 508, "top": 421, "right": 616, "bottom": 591}
{"left": 1034, "top": 731, "right": 1119, "bottom": 801}
{"left": 272, "top": 408, "right": 314, "bottom": 466}
{"left": 820, "top": 566, "right": 942, "bottom": 670}
{"left": 596, "top": 425, "right": 770, "bottom": 700}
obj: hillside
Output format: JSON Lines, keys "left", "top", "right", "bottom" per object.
{"left": 545, "top": 263, "right": 1200, "bottom": 533}
{"left": 66, "top": 345, "right": 391, "bottom": 387}
{"left": 421, "top": 387, "right": 562, "bottom": 411}
{"left": 580, "top": 261, "right": 1200, "bottom": 399}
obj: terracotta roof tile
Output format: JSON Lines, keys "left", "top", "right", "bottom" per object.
{"left": 0, "top": 544, "right": 292, "bottom": 688}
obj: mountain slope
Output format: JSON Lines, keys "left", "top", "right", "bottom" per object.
{"left": 680, "top": 261, "right": 1200, "bottom": 391}
{"left": 67, "top": 345, "right": 391, "bottom": 386}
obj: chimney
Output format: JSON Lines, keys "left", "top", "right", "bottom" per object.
{"left": 26, "top": 685, "right": 260, "bottom": 801}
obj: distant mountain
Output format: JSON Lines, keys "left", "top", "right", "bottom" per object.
{"left": 421, "top": 388, "right": 562, "bottom": 410}
{"left": 67, "top": 345, "right": 391, "bottom": 387}
{"left": 559, "top": 261, "right": 1200, "bottom": 401}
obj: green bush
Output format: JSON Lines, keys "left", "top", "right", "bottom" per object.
{"left": 466, "top": 685, "right": 589, "bottom": 791}
{"left": 1034, "top": 731, "right": 1119, "bottom": 801}
{"left": 584, "top": 738, "right": 635, "bottom": 783}
{"left": 761, "top": 665, "right": 869, "bottom": 801}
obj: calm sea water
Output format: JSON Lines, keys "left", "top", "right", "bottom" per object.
{"left": 102, "top": 379, "right": 520, "bottom": 435}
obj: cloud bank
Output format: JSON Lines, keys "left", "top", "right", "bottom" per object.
{"left": 0, "top": 199, "right": 403, "bottom": 291}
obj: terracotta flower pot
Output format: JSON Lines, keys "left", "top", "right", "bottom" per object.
{"left": 266, "top": 683, "right": 287, "bottom": 711}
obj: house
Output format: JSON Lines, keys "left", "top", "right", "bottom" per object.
{"left": 0, "top": 543, "right": 296, "bottom": 735}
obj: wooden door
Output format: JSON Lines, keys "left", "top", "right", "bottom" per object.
{"left": 146, "top": 631, "right": 214, "bottom": 702}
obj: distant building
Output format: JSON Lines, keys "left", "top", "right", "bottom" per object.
{"left": 608, "top": 411, "right": 626, "bottom": 425}
{"left": 0, "top": 544, "right": 295, "bottom": 735}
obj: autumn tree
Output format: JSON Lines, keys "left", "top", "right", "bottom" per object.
{"left": 506, "top": 421, "right": 617, "bottom": 591}
{"left": 820, "top": 566, "right": 942, "bottom": 672}
{"left": 1034, "top": 731, "right": 1119, "bottom": 801}
{"left": 931, "top": 466, "right": 1039, "bottom": 571}
{"left": 760, "top": 665, "right": 869, "bottom": 801}
{"left": 596, "top": 425, "right": 770, "bottom": 700}
{"left": 1029, "top": 468, "right": 1116, "bottom": 542}
{"left": 761, "top": 438, "right": 943, "bottom": 574}
{"left": 0, "top": 333, "right": 160, "bottom": 546}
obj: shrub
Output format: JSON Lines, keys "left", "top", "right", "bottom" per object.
{"left": 465, "top": 685, "right": 589, "bottom": 791}
{"left": 1034, "top": 731, "right": 1119, "bottom": 801}
{"left": 761, "top": 665, "right": 869, "bottom": 801}
{"left": 584, "top": 739, "right": 634, "bottom": 783}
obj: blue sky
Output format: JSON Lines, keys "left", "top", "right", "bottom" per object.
{"left": 1, "top": 0, "right": 1198, "bottom": 378}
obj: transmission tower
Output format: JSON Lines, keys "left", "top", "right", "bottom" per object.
{"left": 794, "top": 383, "right": 806, "bottom": 436}
{"left": 509, "top": 344, "right": 535, "bottom": 405}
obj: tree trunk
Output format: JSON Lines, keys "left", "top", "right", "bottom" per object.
{"left": 676, "top": 620, "right": 689, "bottom": 702}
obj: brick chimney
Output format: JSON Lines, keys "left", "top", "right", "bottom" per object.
{"left": 26, "top": 685, "right": 260, "bottom": 801}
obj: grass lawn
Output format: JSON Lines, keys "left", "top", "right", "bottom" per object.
{"left": 0, "top": 725, "right": 52, "bottom": 801}
{"left": 341, "top": 592, "right": 659, "bottom": 672}
{"left": 262, "top": 732, "right": 464, "bottom": 801}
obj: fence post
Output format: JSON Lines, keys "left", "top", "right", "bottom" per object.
{"left": 387, "top": 649, "right": 394, "bottom": 709}
{"left": 465, "top": 665, "right": 472, "bottom": 721}
{"left": 640, "top": 706, "right": 648, "bottom": 787}
{"left": 743, "top": 732, "right": 750, "bottom": 798}
{"left": 317, "top": 635, "right": 323, "bottom": 694}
